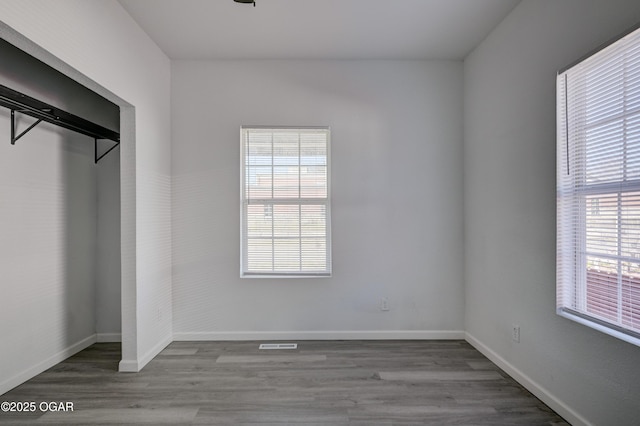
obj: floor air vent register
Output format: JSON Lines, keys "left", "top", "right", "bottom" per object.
{"left": 259, "top": 343, "right": 298, "bottom": 350}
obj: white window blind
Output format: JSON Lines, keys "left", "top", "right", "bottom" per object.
{"left": 557, "top": 25, "right": 640, "bottom": 345}
{"left": 240, "top": 126, "right": 331, "bottom": 277}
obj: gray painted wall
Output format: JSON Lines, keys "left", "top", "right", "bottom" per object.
{"left": 171, "top": 60, "right": 464, "bottom": 339}
{"left": 0, "top": 111, "right": 98, "bottom": 392}
{"left": 96, "top": 146, "right": 121, "bottom": 338}
{"left": 464, "top": 1, "right": 640, "bottom": 424}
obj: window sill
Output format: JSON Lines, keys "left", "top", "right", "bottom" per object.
{"left": 557, "top": 308, "right": 640, "bottom": 348}
{"left": 241, "top": 272, "right": 331, "bottom": 279}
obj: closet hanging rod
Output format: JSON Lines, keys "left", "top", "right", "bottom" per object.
{"left": 0, "top": 84, "right": 120, "bottom": 144}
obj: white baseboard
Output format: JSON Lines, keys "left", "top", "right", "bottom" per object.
{"left": 96, "top": 333, "right": 122, "bottom": 343}
{"left": 117, "top": 360, "right": 139, "bottom": 373}
{"left": 138, "top": 333, "right": 172, "bottom": 370}
{"left": 173, "top": 330, "right": 465, "bottom": 341}
{"left": 0, "top": 334, "right": 96, "bottom": 395}
{"left": 465, "top": 332, "right": 590, "bottom": 426}
{"left": 118, "top": 333, "right": 172, "bottom": 373}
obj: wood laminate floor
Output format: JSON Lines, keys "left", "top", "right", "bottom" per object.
{"left": 0, "top": 340, "right": 568, "bottom": 425}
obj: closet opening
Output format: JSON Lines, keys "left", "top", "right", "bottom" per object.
{"left": 0, "top": 25, "right": 134, "bottom": 386}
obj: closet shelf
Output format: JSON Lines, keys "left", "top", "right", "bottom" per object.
{"left": 0, "top": 84, "right": 120, "bottom": 163}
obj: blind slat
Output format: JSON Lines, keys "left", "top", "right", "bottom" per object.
{"left": 558, "top": 26, "right": 640, "bottom": 342}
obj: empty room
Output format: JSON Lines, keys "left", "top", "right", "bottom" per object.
{"left": 1, "top": 0, "right": 640, "bottom": 425}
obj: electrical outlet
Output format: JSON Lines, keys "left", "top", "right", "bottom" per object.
{"left": 512, "top": 325, "right": 520, "bottom": 343}
{"left": 380, "top": 297, "right": 390, "bottom": 311}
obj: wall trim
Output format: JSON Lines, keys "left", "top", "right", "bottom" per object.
{"left": 465, "top": 332, "right": 591, "bottom": 426}
{"left": 119, "top": 333, "right": 172, "bottom": 373}
{"left": 173, "top": 330, "right": 465, "bottom": 341}
{"left": 138, "top": 333, "right": 172, "bottom": 370}
{"left": 0, "top": 334, "right": 96, "bottom": 395}
{"left": 117, "top": 359, "right": 139, "bottom": 373}
{"left": 96, "top": 333, "right": 122, "bottom": 343}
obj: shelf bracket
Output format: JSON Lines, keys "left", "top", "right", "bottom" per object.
{"left": 2, "top": 84, "right": 120, "bottom": 163}
{"left": 10, "top": 109, "right": 44, "bottom": 145}
{"left": 94, "top": 138, "right": 120, "bottom": 164}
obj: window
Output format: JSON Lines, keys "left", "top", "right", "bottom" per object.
{"left": 240, "top": 126, "right": 331, "bottom": 277}
{"left": 557, "top": 25, "right": 640, "bottom": 345}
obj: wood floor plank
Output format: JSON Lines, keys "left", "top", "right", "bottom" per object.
{"left": 0, "top": 341, "right": 568, "bottom": 425}
{"left": 38, "top": 408, "right": 198, "bottom": 424}
{"left": 378, "top": 371, "right": 504, "bottom": 381}
{"left": 216, "top": 355, "right": 327, "bottom": 363}
{"left": 467, "top": 360, "right": 496, "bottom": 370}
{"left": 158, "top": 348, "right": 199, "bottom": 356}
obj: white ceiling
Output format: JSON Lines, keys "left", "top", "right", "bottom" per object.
{"left": 118, "top": 0, "right": 520, "bottom": 60}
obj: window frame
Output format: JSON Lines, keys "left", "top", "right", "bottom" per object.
{"left": 240, "top": 125, "right": 332, "bottom": 278}
{"left": 557, "top": 24, "right": 640, "bottom": 347}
